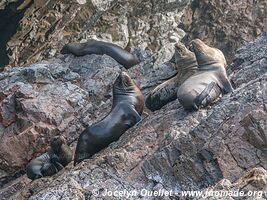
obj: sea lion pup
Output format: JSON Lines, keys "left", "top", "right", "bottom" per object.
{"left": 74, "top": 72, "right": 144, "bottom": 165}
{"left": 26, "top": 136, "right": 73, "bottom": 180}
{"left": 177, "top": 39, "right": 234, "bottom": 111}
{"left": 145, "top": 42, "right": 198, "bottom": 111}
{"left": 60, "top": 39, "right": 140, "bottom": 69}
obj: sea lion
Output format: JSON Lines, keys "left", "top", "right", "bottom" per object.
{"left": 26, "top": 136, "right": 73, "bottom": 180}
{"left": 61, "top": 39, "right": 140, "bottom": 69}
{"left": 74, "top": 71, "right": 144, "bottom": 165}
{"left": 145, "top": 42, "right": 198, "bottom": 111}
{"left": 177, "top": 39, "right": 234, "bottom": 111}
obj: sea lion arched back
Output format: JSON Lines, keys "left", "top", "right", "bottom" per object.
{"left": 74, "top": 72, "right": 144, "bottom": 165}
{"left": 61, "top": 39, "right": 140, "bottom": 69}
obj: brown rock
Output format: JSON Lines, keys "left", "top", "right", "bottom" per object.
{"left": 179, "top": 0, "right": 267, "bottom": 63}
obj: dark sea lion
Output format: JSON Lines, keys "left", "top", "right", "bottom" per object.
{"left": 177, "top": 39, "right": 234, "bottom": 111}
{"left": 61, "top": 39, "right": 140, "bottom": 69}
{"left": 145, "top": 42, "right": 198, "bottom": 111}
{"left": 74, "top": 72, "right": 144, "bottom": 165}
{"left": 26, "top": 136, "right": 73, "bottom": 180}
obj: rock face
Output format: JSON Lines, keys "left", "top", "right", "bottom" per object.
{"left": 0, "top": 0, "right": 190, "bottom": 69}
{"left": 0, "top": 28, "right": 266, "bottom": 199}
{"left": 198, "top": 167, "right": 267, "bottom": 200}
{"left": 179, "top": 0, "right": 267, "bottom": 62}
{"left": 2, "top": 0, "right": 266, "bottom": 71}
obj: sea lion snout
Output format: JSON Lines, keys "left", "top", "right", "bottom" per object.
{"left": 174, "top": 42, "right": 187, "bottom": 56}
{"left": 189, "top": 39, "right": 206, "bottom": 54}
{"left": 114, "top": 71, "right": 134, "bottom": 90}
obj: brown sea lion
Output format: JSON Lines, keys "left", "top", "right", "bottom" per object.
{"left": 60, "top": 39, "right": 140, "bottom": 69}
{"left": 26, "top": 136, "right": 73, "bottom": 180}
{"left": 74, "top": 71, "right": 144, "bottom": 165}
{"left": 177, "top": 39, "right": 234, "bottom": 111}
{"left": 145, "top": 42, "right": 198, "bottom": 111}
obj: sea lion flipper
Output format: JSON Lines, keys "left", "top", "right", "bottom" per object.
{"left": 194, "top": 82, "right": 221, "bottom": 108}
{"left": 125, "top": 106, "right": 141, "bottom": 128}
{"left": 54, "top": 161, "right": 64, "bottom": 170}
{"left": 50, "top": 154, "right": 59, "bottom": 162}
{"left": 34, "top": 174, "right": 43, "bottom": 180}
{"left": 221, "top": 76, "right": 234, "bottom": 94}
{"left": 132, "top": 108, "right": 142, "bottom": 124}
{"left": 41, "top": 161, "right": 58, "bottom": 176}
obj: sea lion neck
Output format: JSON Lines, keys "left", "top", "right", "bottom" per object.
{"left": 177, "top": 58, "right": 198, "bottom": 71}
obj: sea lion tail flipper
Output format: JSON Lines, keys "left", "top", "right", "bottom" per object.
{"left": 194, "top": 82, "right": 221, "bottom": 108}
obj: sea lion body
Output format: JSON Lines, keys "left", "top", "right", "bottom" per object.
{"left": 177, "top": 39, "right": 233, "bottom": 110}
{"left": 61, "top": 39, "right": 140, "bottom": 69}
{"left": 74, "top": 72, "right": 144, "bottom": 165}
{"left": 145, "top": 43, "right": 198, "bottom": 111}
{"left": 26, "top": 136, "right": 72, "bottom": 180}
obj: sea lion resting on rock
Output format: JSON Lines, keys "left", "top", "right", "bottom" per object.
{"left": 145, "top": 42, "right": 198, "bottom": 111}
{"left": 61, "top": 39, "right": 140, "bottom": 69}
{"left": 26, "top": 136, "right": 73, "bottom": 180}
{"left": 74, "top": 71, "right": 144, "bottom": 165}
{"left": 177, "top": 39, "right": 234, "bottom": 111}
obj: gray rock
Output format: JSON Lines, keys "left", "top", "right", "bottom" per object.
{"left": 1, "top": 33, "right": 265, "bottom": 200}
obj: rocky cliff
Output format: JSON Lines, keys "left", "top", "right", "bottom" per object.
{"left": 0, "top": 0, "right": 189, "bottom": 70}
{"left": 0, "top": 0, "right": 266, "bottom": 199}
{"left": 0, "top": 28, "right": 266, "bottom": 199}
{"left": 0, "top": 0, "right": 266, "bottom": 70}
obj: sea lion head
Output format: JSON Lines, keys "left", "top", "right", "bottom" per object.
{"left": 113, "top": 71, "right": 144, "bottom": 115}
{"left": 174, "top": 42, "right": 196, "bottom": 64}
{"left": 113, "top": 71, "right": 136, "bottom": 92}
{"left": 190, "top": 39, "right": 227, "bottom": 69}
{"left": 50, "top": 136, "right": 66, "bottom": 153}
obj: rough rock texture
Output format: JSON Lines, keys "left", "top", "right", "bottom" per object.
{"left": 197, "top": 167, "right": 267, "bottom": 200}
{"left": 0, "top": 0, "right": 190, "bottom": 69}
{"left": 0, "top": 29, "right": 266, "bottom": 199}
{"left": 0, "top": 0, "right": 19, "bottom": 9}
{"left": 179, "top": 0, "right": 267, "bottom": 63}
{"left": 2, "top": 0, "right": 266, "bottom": 71}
